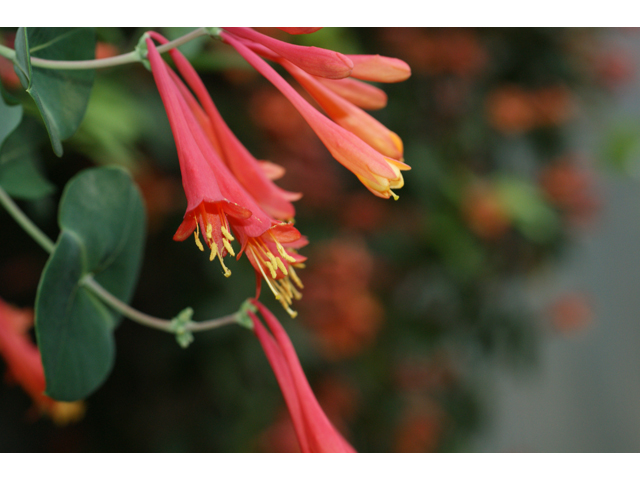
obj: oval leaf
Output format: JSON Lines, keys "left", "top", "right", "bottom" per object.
{"left": 14, "top": 27, "right": 96, "bottom": 157}
{"left": 35, "top": 167, "right": 146, "bottom": 401}
{"left": 0, "top": 83, "right": 22, "bottom": 151}
{"left": 0, "top": 116, "right": 55, "bottom": 199}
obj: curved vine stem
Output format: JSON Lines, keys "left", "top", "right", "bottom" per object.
{"left": 0, "top": 185, "right": 240, "bottom": 335}
{"left": 0, "top": 27, "right": 210, "bottom": 70}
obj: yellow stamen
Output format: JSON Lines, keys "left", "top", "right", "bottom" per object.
{"left": 221, "top": 225, "right": 234, "bottom": 242}
{"left": 288, "top": 265, "right": 304, "bottom": 289}
{"left": 275, "top": 242, "right": 297, "bottom": 263}
{"left": 275, "top": 256, "right": 288, "bottom": 275}
{"left": 222, "top": 238, "right": 236, "bottom": 256}
{"left": 206, "top": 223, "right": 213, "bottom": 242}
{"left": 194, "top": 218, "right": 205, "bottom": 252}
{"left": 251, "top": 249, "right": 281, "bottom": 300}
{"left": 390, "top": 190, "right": 399, "bottom": 201}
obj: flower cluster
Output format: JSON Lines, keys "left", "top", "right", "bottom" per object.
{"left": 146, "top": 28, "right": 411, "bottom": 316}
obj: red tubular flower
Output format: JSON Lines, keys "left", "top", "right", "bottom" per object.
{"left": 223, "top": 27, "right": 353, "bottom": 79}
{"left": 221, "top": 31, "right": 410, "bottom": 200}
{"left": 147, "top": 36, "right": 305, "bottom": 315}
{"left": 147, "top": 32, "right": 300, "bottom": 222}
{"left": 0, "top": 298, "right": 84, "bottom": 424}
{"left": 249, "top": 300, "right": 356, "bottom": 453}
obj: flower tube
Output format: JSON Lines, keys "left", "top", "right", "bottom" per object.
{"left": 249, "top": 300, "right": 356, "bottom": 452}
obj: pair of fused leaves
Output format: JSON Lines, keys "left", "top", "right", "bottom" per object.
{"left": 35, "top": 167, "right": 146, "bottom": 401}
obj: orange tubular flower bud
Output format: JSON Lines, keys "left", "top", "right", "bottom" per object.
{"left": 315, "top": 77, "right": 388, "bottom": 111}
{"left": 282, "top": 59, "right": 404, "bottom": 160}
{"left": 222, "top": 31, "right": 410, "bottom": 200}
{"left": 347, "top": 54, "right": 412, "bottom": 83}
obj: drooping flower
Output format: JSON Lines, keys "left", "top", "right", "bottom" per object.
{"left": 146, "top": 36, "right": 305, "bottom": 315}
{"left": 148, "top": 32, "right": 300, "bottom": 222}
{"left": 248, "top": 300, "right": 356, "bottom": 453}
{"left": 0, "top": 298, "right": 85, "bottom": 424}
{"left": 221, "top": 31, "right": 410, "bottom": 200}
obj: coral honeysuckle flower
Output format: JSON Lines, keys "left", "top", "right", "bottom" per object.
{"left": 221, "top": 31, "right": 410, "bottom": 200}
{"left": 148, "top": 32, "right": 300, "bottom": 222}
{"left": 147, "top": 37, "right": 305, "bottom": 315}
{"left": 249, "top": 300, "right": 356, "bottom": 453}
{"left": 0, "top": 298, "right": 84, "bottom": 424}
{"left": 281, "top": 59, "right": 404, "bottom": 160}
{"left": 222, "top": 27, "right": 353, "bottom": 79}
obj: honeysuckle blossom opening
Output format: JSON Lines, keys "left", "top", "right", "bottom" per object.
{"left": 146, "top": 35, "right": 305, "bottom": 315}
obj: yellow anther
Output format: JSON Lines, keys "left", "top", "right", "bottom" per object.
{"left": 221, "top": 225, "right": 234, "bottom": 242}
{"left": 215, "top": 243, "right": 232, "bottom": 277}
{"left": 206, "top": 223, "right": 213, "bottom": 241}
{"left": 265, "top": 259, "right": 277, "bottom": 279}
{"left": 194, "top": 219, "right": 205, "bottom": 252}
{"left": 274, "top": 241, "right": 297, "bottom": 263}
{"left": 288, "top": 266, "right": 303, "bottom": 289}
{"left": 222, "top": 238, "right": 236, "bottom": 256}
{"left": 390, "top": 190, "right": 399, "bottom": 201}
{"left": 275, "top": 256, "right": 288, "bottom": 275}
{"left": 278, "top": 298, "right": 297, "bottom": 318}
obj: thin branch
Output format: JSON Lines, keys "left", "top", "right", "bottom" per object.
{"left": 0, "top": 28, "right": 209, "bottom": 71}
{"left": 0, "top": 185, "right": 239, "bottom": 335}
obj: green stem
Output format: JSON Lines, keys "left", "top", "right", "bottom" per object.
{"left": 0, "top": 28, "right": 209, "bottom": 71}
{"left": 0, "top": 184, "right": 239, "bottom": 334}
{"left": 0, "top": 186, "right": 55, "bottom": 254}
{"left": 81, "top": 275, "right": 238, "bottom": 332}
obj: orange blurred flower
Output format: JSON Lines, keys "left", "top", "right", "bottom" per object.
{"left": 547, "top": 292, "right": 594, "bottom": 335}
{"left": 462, "top": 181, "right": 511, "bottom": 241}
{"left": 539, "top": 158, "right": 600, "bottom": 227}
{"left": 394, "top": 396, "right": 446, "bottom": 453}
{"left": 95, "top": 41, "right": 119, "bottom": 60}
{"left": 0, "top": 297, "right": 85, "bottom": 424}
{"left": 301, "top": 237, "right": 384, "bottom": 360}
{"left": 486, "top": 84, "right": 575, "bottom": 134}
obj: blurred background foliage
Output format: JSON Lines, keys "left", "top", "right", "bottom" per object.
{"left": 0, "top": 27, "right": 636, "bottom": 452}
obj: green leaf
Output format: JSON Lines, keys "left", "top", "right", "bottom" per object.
{"left": 35, "top": 167, "right": 146, "bottom": 401}
{"left": 14, "top": 27, "right": 96, "bottom": 157}
{"left": 0, "top": 83, "right": 22, "bottom": 152}
{"left": 0, "top": 116, "right": 55, "bottom": 200}
{"left": 495, "top": 175, "right": 560, "bottom": 243}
